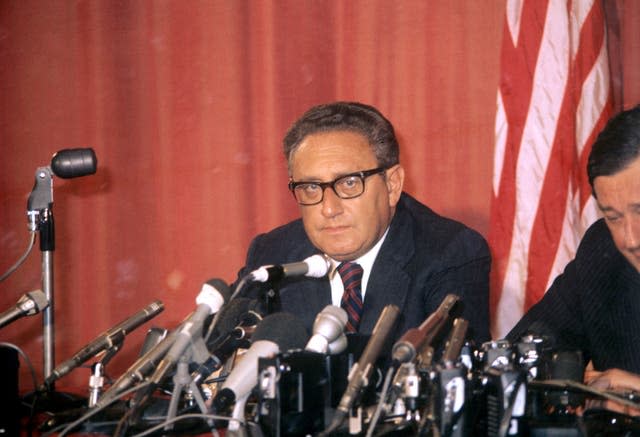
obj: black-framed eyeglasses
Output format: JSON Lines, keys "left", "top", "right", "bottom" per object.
{"left": 288, "top": 167, "right": 387, "bottom": 206}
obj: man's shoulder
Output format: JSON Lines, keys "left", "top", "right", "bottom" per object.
{"left": 397, "top": 193, "right": 488, "bottom": 249}
{"left": 577, "top": 218, "right": 616, "bottom": 255}
{"left": 252, "top": 218, "right": 308, "bottom": 247}
{"left": 247, "top": 218, "right": 314, "bottom": 263}
{"left": 258, "top": 218, "right": 306, "bottom": 239}
{"left": 573, "top": 218, "right": 630, "bottom": 274}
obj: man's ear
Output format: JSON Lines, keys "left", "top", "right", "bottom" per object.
{"left": 386, "top": 164, "right": 405, "bottom": 207}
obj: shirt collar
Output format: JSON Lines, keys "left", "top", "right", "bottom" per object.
{"left": 327, "top": 226, "right": 390, "bottom": 280}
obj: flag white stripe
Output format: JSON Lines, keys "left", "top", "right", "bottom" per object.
{"left": 496, "top": 1, "right": 571, "bottom": 337}
{"left": 493, "top": 91, "right": 508, "bottom": 196}
{"left": 576, "top": 42, "right": 611, "bottom": 157}
{"left": 491, "top": 0, "right": 611, "bottom": 338}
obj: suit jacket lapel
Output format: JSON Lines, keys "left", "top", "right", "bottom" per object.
{"left": 359, "top": 204, "right": 414, "bottom": 332}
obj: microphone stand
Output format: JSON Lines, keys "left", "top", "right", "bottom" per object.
{"left": 165, "top": 355, "right": 211, "bottom": 432}
{"left": 119, "top": 329, "right": 215, "bottom": 436}
{"left": 26, "top": 167, "right": 85, "bottom": 412}
{"left": 88, "top": 343, "right": 122, "bottom": 407}
{"left": 27, "top": 166, "right": 56, "bottom": 380}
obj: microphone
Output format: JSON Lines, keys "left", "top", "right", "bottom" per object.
{"left": 120, "top": 279, "right": 232, "bottom": 425}
{"left": 137, "top": 327, "right": 168, "bottom": 358}
{"left": 147, "top": 279, "right": 231, "bottom": 386}
{"left": 99, "top": 290, "right": 244, "bottom": 408}
{"left": 41, "top": 300, "right": 164, "bottom": 389}
{"left": 435, "top": 318, "right": 470, "bottom": 436}
{"left": 206, "top": 297, "right": 263, "bottom": 346}
{"left": 391, "top": 294, "right": 460, "bottom": 365}
{"left": 327, "top": 333, "right": 349, "bottom": 355}
{"left": 191, "top": 298, "right": 264, "bottom": 385}
{"left": 325, "top": 304, "right": 400, "bottom": 434}
{"left": 305, "top": 305, "right": 348, "bottom": 354}
{"left": 212, "top": 311, "right": 309, "bottom": 413}
{"left": 0, "top": 290, "right": 49, "bottom": 329}
{"left": 249, "top": 254, "right": 331, "bottom": 282}
{"left": 50, "top": 148, "right": 97, "bottom": 179}
{"left": 441, "top": 318, "right": 469, "bottom": 366}
{"left": 96, "top": 324, "right": 182, "bottom": 408}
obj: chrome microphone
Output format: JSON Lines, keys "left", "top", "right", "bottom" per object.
{"left": 42, "top": 300, "right": 164, "bottom": 389}
{"left": 305, "top": 305, "right": 348, "bottom": 354}
{"left": 0, "top": 290, "right": 49, "bottom": 330}
{"left": 249, "top": 254, "right": 331, "bottom": 282}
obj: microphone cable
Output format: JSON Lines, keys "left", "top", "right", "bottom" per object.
{"left": 0, "top": 232, "right": 36, "bottom": 282}
{"left": 43, "top": 381, "right": 153, "bottom": 437}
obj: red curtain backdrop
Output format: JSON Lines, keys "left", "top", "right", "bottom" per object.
{"left": 1, "top": 1, "right": 638, "bottom": 393}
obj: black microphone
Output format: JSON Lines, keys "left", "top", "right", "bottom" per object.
{"left": 191, "top": 298, "right": 264, "bottom": 385}
{"left": 212, "top": 311, "right": 309, "bottom": 413}
{"left": 42, "top": 300, "right": 164, "bottom": 389}
{"left": 206, "top": 297, "right": 263, "bottom": 346}
{"left": 324, "top": 304, "right": 400, "bottom": 434}
{"left": 98, "top": 285, "right": 238, "bottom": 408}
{"left": 137, "top": 327, "right": 168, "bottom": 358}
{"left": 147, "top": 279, "right": 231, "bottom": 386}
{"left": 305, "top": 305, "right": 348, "bottom": 354}
{"left": 0, "top": 290, "right": 49, "bottom": 329}
{"left": 249, "top": 254, "right": 331, "bottom": 282}
{"left": 50, "top": 148, "right": 97, "bottom": 179}
{"left": 96, "top": 324, "right": 182, "bottom": 408}
{"left": 391, "top": 294, "right": 460, "bottom": 365}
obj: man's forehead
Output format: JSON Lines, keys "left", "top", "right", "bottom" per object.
{"left": 594, "top": 163, "right": 640, "bottom": 208}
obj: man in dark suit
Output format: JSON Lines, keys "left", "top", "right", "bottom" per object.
{"left": 507, "top": 105, "right": 640, "bottom": 411}
{"left": 235, "top": 101, "right": 491, "bottom": 351}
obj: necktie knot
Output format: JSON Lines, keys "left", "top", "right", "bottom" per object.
{"left": 337, "top": 262, "right": 364, "bottom": 332}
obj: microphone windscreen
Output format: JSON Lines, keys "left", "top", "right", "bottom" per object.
{"left": 213, "top": 298, "right": 253, "bottom": 334}
{"left": 22, "top": 290, "right": 49, "bottom": 314}
{"left": 252, "top": 312, "right": 308, "bottom": 351}
{"left": 50, "top": 148, "right": 97, "bottom": 178}
{"left": 204, "top": 278, "right": 232, "bottom": 303}
{"left": 304, "top": 254, "right": 331, "bottom": 278}
{"left": 137, "top": 327, "right": 168, "bottom": 358}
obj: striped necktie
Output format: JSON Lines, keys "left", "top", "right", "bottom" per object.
{"left": 337, "top": 261, "right": 364, "bottom": 333}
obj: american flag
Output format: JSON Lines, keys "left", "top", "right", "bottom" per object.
{"left": 489, "top": 0, "right": 614, "bottom": 339}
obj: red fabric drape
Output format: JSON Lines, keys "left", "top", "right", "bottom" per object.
{"left": 1, "top": 0, "right": 638, "bottom": 394}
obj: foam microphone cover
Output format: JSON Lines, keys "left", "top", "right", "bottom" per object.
{"left": 212, "top": 312, "right": 308, "bottom": 413}
{"left": 206, "top": 298, "right": 253, "bottom": 341}
{"left": 203, "top": 278, "right": 233, "bottom": 305}
{"left": 252, "top": 311, "right": 309, "bottom": 351}
{"left": 50, "top": 148, "right": 97, "bottom": 178}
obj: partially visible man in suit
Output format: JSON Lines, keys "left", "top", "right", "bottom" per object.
{"left": 236, "top": 101, "right": 491, "bottom": 351}
{"left": 507, "top": 105, "right": 640, "bottom": 412}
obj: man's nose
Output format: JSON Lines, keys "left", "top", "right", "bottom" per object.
{"left": 320, "top": 186, "right": 343, "bottom": 217}
{"left": 624, "top": 219, "right": 640, "bottom": 250}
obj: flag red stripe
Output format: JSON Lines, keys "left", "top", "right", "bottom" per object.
{"left": 524, "top": 1, "right": 607, "bottom": 309}
{"left": 489, "top": 0, "right": 549, "bottom": 317}
{"left": 490, "top": 0, "right": 613, "bottom": 336}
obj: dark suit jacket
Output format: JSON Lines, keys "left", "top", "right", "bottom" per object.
{"left": 236, "top": 192, "right": 491, "bottom": 351}
{"left": 506, "top": 219, "right": 640, "bottom": 373}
